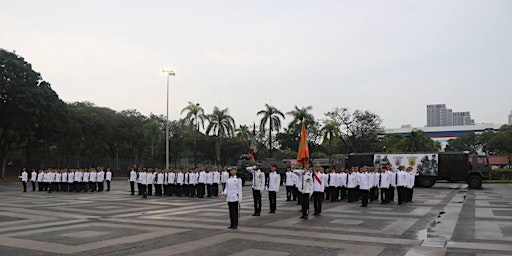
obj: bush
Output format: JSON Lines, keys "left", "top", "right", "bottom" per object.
{"left": 491, "top": 168, "right": 512, "bottom": 180}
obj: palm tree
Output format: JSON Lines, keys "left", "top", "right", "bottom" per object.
{"left": 257, "top": 104, "right": 285, "bottom": 158}
{"left": 143, "top": 119, "right": 163, "bottom": 167}
{"left": 206, "top": 106, "right": 235, "bottom": 165}
{"left": 320, "top": 122, "right": 340, "bottom": 160}
{"left": 286, "top": 105, "right": 314, "bottom": 131}
{"left": 181, "top": 102, "right": 205, "bottom": 167}
{"left": 236, "top": 125, "right": 252, "bottom": 147}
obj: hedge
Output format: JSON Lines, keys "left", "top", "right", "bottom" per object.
{"left": 491, "top": 168, "right": 512, "bottom": 180}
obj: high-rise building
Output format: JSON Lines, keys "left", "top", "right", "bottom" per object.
{"left": 427, "top": 104, "right": 475, "bottom": 127}
{"left": 508, "top": 111, "right": 512, "bottom": 124}
{"left": 427, "top": 104, "right": 453, "bottom": 127}
{"left": 453, "top": 112, "right": 475, "bottom": 126}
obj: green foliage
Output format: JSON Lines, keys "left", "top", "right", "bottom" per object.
{"left": 491, "top": 168, "right": 512, "bottom": 180}
{"left": 257, "top": 104, "right": 285, "bottom": 158}
{"left": 445, "top": 131, "right": 495, "bottom": 153}
{"left": 488, "top": 125, "right": 512, "bottom": 156}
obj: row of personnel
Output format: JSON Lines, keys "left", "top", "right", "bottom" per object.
{"left": 18, "top": 168, "right": 113, "bottom": 192}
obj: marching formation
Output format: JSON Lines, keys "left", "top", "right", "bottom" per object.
{"left": 18, "top": 167, "right": 113, "bottom": 193}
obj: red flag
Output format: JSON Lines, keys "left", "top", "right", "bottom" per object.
{"left": 296, "top": 121, "right": 309, "bottom": 167}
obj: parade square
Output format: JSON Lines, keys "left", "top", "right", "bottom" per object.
{"left": 0, "top": 181, "right": 512, "bottom": 255}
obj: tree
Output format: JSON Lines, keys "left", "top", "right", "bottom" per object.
{"left": 325, "top": 108, "right": 383, "bottom": 153}
{"left": 181, "top": 102, "right": 205, "bottom": 167}
{"left": 488, "top": 125, "right": 512, "bottom": 157}
{"left": 0, "top": 49, "right": 61, "bottom": 178}
{"left": 257, "top": 104, "right": 285, "bottom": 158}
{"left": 402, "top": 130, "right": 440, "bottom": 153}
{"left": 235, "top": 125, "right": 252, "bottom": 148}
{"left": 206, "top": 107, "right": 235, "bottom": 165}
{"left": 320, "top": 121, "right": 340, "bottom": 160}
{"left": 445, "top": 133, "right": 481, "bottom": 153}
{"left": 143, "top": 119, "right": 163, "bottom": 167}
{"left": 287, "top": 105, "right": 315, "bottom": 131}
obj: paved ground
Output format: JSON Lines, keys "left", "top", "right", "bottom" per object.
{"left": 0, "top": 181, "right": 511, "bottom": 256}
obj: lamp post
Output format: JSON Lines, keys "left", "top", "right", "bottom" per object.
{"left": 161, "top": 68, "right": 176, "bottom": 170}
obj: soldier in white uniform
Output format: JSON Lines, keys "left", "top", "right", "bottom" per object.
{"left": 169, "top": 170, "right": 177, "bottom": 196}
{"left": 221, "top": 168, "right": 229, "bottom": 190}
{"left": 389, "top": 166, "right": 396, "bottom": 202}
{"left": 75, "top": 169, "right": 83, "bottom": 192}
{"left": 19, "top": 168, "right": 28, "bottom": 192}
{"left": 206, "top": 169, "right": 213, "bottom": 198}
{"left": 246, "top": 159, "right": 265, "bottom": 217}
{"left": 37, "top": 170, "right": 44, "bottom": 191}
{"left": 89, "top": 169, "right": 97, "bottom": 192}
{"left": 359, "top": 167, "right": 371, "bottom": 207}
{"left": 129, "top": 168, "right": 137, "bottom": 195}
{"left": 312, "top": 167, "right": 325, "bottom": 215}
{"left": 339, "top": 168, "right": 348, "bottom": 201}
{"left": 176, "top": 169, "right": 184, "bottom": 197}
{"left": 97, "top": 168, "right": 105, "bottom": 192}
{"left": 30, "top": 169, "right": 37, "bottom": 192}
{"left": 222, "top": 168, "right": 242, "bottom": 229}
{"left": 61, "top": 170, "right": 68, "bottom": 192}
{"left": 55, "top": 170, "right": 62, "bottom": 192}
{"left": 68, "top": 170, "right": 75, "bottom": 192}
{"left": 329, "top": 168, "right": 339, "bottom": 202}
{"left": 347, "top": 169, "right": 357, "bottom": 202}
{"left": 147, "top": 169, "right": 155, "bottom": 196}
{"left": 155, "top": 170, "right": 164, "bottom": 196}
{"left": 189, "top": 169, "right": 198, "bottom": 197}
{"left": 139, "top": 169, "right": 148, "bottom": 198}
{"left": 379, "top": 166, "right": 390, "bottom": 204}
{"left": 396, "top": 166, "right": 407, "bottom": 205}
{"left": 405, "top": 167, "right": 415, "bottom": 203}
{"left": 293, "top": 166, "right": 313, "bottom": 219}
{"left": 267, "top": 163, "right": 281, "bottom": 213}
{"left": 212, "top": 167, "right": 221, "bottom": 197}
{"left": 197, "top": 168, "right": 206, "bottom": 198}
{"left": 105, "top": 168, "right": 112, "bottom": 191}
{"left": 284, "top": 166, "right": 294, "bottom": 201}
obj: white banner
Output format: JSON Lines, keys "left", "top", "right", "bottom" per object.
{"left": 373, "top": 153, "right": 438, "bottom": 176}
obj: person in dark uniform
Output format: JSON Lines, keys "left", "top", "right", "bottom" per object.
{"left": 222, "top": 168, "right": 242, "bottom": 229}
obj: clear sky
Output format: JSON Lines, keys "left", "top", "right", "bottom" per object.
{"left": 1, "top": 0, "right": 511, "bottom": 129}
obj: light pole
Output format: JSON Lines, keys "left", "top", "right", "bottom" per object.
{"left": 161, "top": 68, "right": 176, "bottom": 170}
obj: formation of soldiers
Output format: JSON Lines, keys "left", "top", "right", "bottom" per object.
{"left": 128, "top": 167, "right": 230, "bottom": 198}
{"left": 251, "top": 163, "right": 415, "bottom": 220}
{"left": 18, "top": 167, "right": 113, "bottom": 193}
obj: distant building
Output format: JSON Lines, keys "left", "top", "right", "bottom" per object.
{"left": 385, "top": 123, "right": 502, "bottom": 150}
{"left": 509, "top": 111, "right": 512, "bottom": 124}
{"left": 452, "top": 112, "right": 475, "bottom": 126}
{"left": 426, "top": 104, "right": 475, "bottom": 127}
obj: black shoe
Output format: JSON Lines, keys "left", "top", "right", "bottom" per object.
{"left": 303, "top": 215, "right": 308, "bottom": 220}
{"left": 269, "top": 211, "right": 275, "bottom": 214}
{"left": 361, "top": 205, "right": 367, "bottom": 207}
{"left": 228, "top": 226, "right": 235, "bottom": 229}
{"left": 252, "top": 213, "right": 260, "bottom": 216}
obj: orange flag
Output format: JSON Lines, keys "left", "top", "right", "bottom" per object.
{"left": 296, "top": 120, "right": 309, "bottom": 167}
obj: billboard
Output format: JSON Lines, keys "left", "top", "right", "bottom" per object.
{"left": 373, "top": 153, "right": 438, "bottom": 176}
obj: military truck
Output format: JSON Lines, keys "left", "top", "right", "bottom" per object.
{"left": 347, "top": 152, "right": 491, "bottom": 189}
{"left": 236, "top": 154, "right": 291, "bottom": 186}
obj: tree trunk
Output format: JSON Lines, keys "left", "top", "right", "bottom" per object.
{"left": 0, "top": 153, "right": 6, "bottom": 179}
{"left": 269, "top": 118, "right": 272, "bottom": 158}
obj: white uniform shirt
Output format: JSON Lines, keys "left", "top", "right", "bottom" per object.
{"left": 197, "top": 171, "right": 206, "bottom": 183}
{"left": 61, "top": 172, "right": 68, "bottom": 183}
{"left": 206, "top": 172, "right": 213, "bottom": 185}
{"left": 380, "top": 172, "right": 389, "bottom": 188}
{"left": 329, "top": 173, "right": 338, "bottom": 187}
{"left": 20, "top": 171, "right": 28, "bottom": 182}
{"left": 406, "top": 172, "right": 415, "bottom": 189}
{"left": 147, "top": 172, "right": 155, "bottom": 185}
{"left": 106, "top": 171, "right": 112, "bottom": 181}
{"left": 293, "top": 170, "right": 313, "bottom": 195}
{"left": 359, "top": 173, "right": 371, "bottom": 190}
{"left": 189, "top": 172, "right": 197, "bottom": 185}
{"left": 177, "top": 172, "right": 184, "bottom": 185}
{"left": 68, "top": 172, "right": 75, "bottom": 183}
{"left": 212, "top": 172, "right": 221, "bottom": 184}
{"left": 347, "top": 173, "right": 356, "bottom": 188}
{"left": 221, "top": 171, "right": 229, "bottom": 183}
{"left": 37, "top": 172, "right": 44, "bottom": 182}
{"left": 130, "top": 170, "right": 137, "bottom": 182}
{"left": 285, "top": 171, "right": 294, "bottom": 186}
{"left": 268, "top": 172, "right": 281, "bottom": 192}
{"left": 223, "top": 176, "right": 242, "bottom": 203}
{"left": 139, "top": 172, "right": 147, "bottom": 185}
{"left": 169, "top": 172, "right": 176, "bottom": 184}
{"left": 55, "top": 173, "right": 62, "bottom": 183}
{"left": 389, "top": 171, "right": 397, "bottom": 187}
{"left": 339, "top": 173, "right": 347, "bottom": 187}
{"left": 246, "top": 166, "right": 265, "bottom": 191}
{"left": 89, "top": 172, "right": 97, "bottom": 182}
{"left": 30, "top": 171, "right": 37, "bottom": 182}
{"left": 397, "top": 171, "right": 407, "bottom": 187}
{"left": 312, "top": 172, "right": 325, "bottom": 192}
{"left": 97, "top": 171, "right": 104, "bottom": 182}
{"left": 156, "top": 173, "right": 164, "bottom": 184}
{"left": 75, "top": 171, "right": 83, "bottom": 182}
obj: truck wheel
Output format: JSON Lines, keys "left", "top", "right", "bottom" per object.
{"left": 419, "top": 177, "right": 436, "bottom": 187}
{"left": 468, "top": 175, "right": 482, "bottom": 189}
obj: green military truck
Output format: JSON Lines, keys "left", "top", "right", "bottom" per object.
{"left": 347, "top": 152, "right": 491, "bottom": 189}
